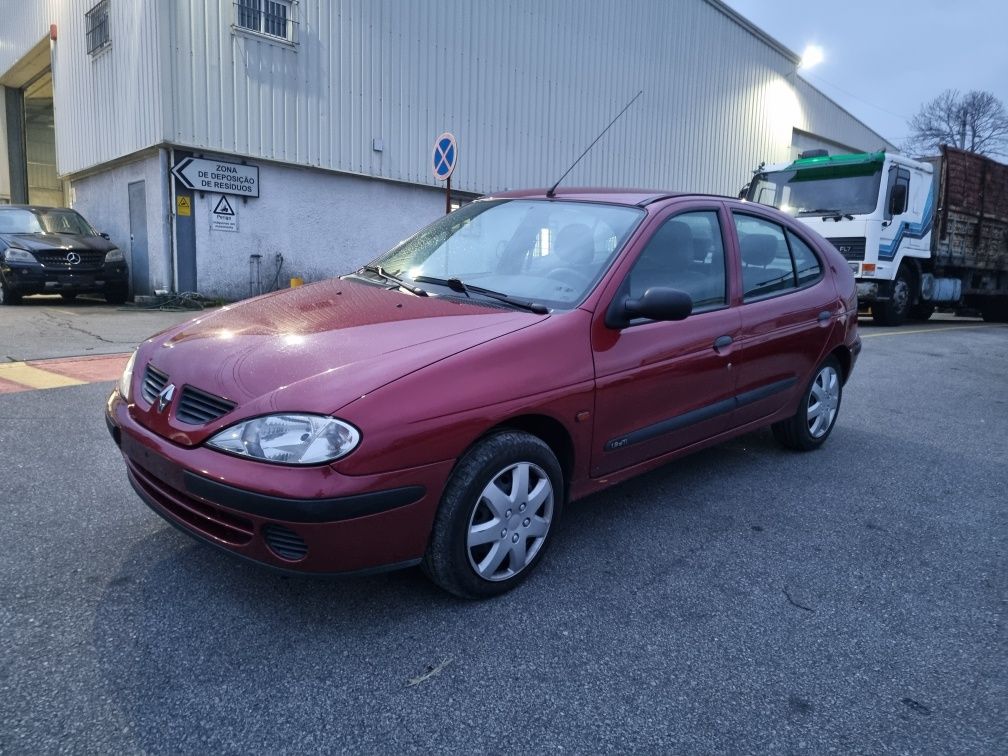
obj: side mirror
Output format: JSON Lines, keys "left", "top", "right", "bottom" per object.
{"left": 888, "top": 184, "right": 907, "bottom": 217}
{"left": 100, "top": 232, "right": 111, "bottom": 240}
{"left": 606, "top": 287, "right": 693, "bottom": 329}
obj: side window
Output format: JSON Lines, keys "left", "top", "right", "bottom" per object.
{"left": 627, "top": 211, "right": 727, "bottom": 311}
{"left": 734, "top": 214, "right": 796, "bottom": 300}
{"left": 786, "top": 230, "right": 822, "bottom": 286}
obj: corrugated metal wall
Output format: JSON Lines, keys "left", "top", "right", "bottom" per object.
{"left": 50, "top": 0, "right": 166, "bottom": 175}
{"left": 4, "top": 0, "right": 893, "bottom": 193}
{"left": 163, "top": 0, "right": 892, "bottom": 197}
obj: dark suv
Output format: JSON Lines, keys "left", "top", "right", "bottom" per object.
{"left": 0, "top": 205, "right": 130, "bottom": 305}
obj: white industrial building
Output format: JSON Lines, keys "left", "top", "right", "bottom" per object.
{"left": 1, "top": 0, "right": 894, "bottom": 300}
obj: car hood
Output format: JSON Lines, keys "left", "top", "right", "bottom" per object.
{"left": 133, "top": 277, "right": 544, "bottom": 445}
{"left": 1, "top": 232, "right": 116, "bottom": 252}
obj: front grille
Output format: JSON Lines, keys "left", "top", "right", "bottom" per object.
{"left": 141, "top": 364, "right": 169, "bottom": 404}
{"left": 826, "top": 237, "right": 867, "bottom": 262}
{"left": 127, "top": 459, "right": 254, "bottom": 546}
{"left": 263, "top": 524, "right": 308, "bottom": 561}
{"left": 33, "top": 249, "right": 106, "bottom": 268}
{"left": 177, "top": 386, "right": 236, "bottom": 425}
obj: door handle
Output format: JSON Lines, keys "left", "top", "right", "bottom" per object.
{"left": 817, "top": 310, "right": 832, "bottom": 323}
{"left": 713, "top": 335, "right": 733, "bottom": 352}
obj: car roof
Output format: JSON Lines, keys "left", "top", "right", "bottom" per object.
{"left": 0, "top": 205, "right": 76, "bottom": 213}
{"left": 483, "top": 187, "right": 738, "bottom": 208}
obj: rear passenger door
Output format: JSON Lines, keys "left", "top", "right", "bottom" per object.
{"left": 729, "top": 210, "right": 838, "bottom": 427}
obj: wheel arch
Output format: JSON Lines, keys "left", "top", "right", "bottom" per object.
{"left": 477, "top": 414, "right": 576, "bottom": 501}
{"left": 829, "top": 344, "right": 853, "bottom": 384}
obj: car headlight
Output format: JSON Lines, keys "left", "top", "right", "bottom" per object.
{"left": 3, "top": 247, "right": 36, "bottom": 263}
{"left": 105, "top": 248, "right": 124, "bottom": 262}
{"left": 206, "top": 414, "right": 361, "bottom": 465}
{"left": 118, "top": 350, "right": 137, "bottom": 401}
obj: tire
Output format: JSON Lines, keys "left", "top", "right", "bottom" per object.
{"left": 422, "top": 431, "right": 564, "bottom": 599}
{"left": 772, "top": 356, "right": 843, "bottom": 452}
{"left": 980, "top": 299, "right": 1008, "bottom": 323}
{"left": 104, "top": 286, "right": 129, "bottom": 305}
{"left": 0, "top": 276, "right": 21, "bottom": 306}
{"left": 871, "top": 267, "right": 912, "bottom": 326}
{"left": 908, "top": 302, "right": 934, "bottom": 321}
{"left": 60, "top": 292, "right": 78, "bottom": 302}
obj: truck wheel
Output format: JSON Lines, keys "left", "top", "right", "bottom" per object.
{"left": 980, "top": 299, "right": 1008, "bottom": 323}
{"left": 772, "top": 356, "right": 843, "bottom": 452}
{"left": 871, "top": 268, "right": 912, "bottom": 326}
{"left": 908, "top": 302, "right": 934, "bottom": 321}
{"left": 422, "top": 431, "right": 563, "bottom": 599}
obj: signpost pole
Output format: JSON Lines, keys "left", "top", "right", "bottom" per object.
{"left": 446, "top": 176, "right": 451, "bottom": 215}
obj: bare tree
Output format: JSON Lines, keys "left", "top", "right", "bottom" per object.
{"left": 903, "top": 89, "right": 1008, "bottom": 157}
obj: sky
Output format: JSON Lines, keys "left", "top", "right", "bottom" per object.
{"left": 722, "top": 0, "right": 1008, "bottom": 149}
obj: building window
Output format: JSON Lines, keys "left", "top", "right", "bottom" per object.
{"left": 236, "top": 0, "right": 295, "bottom": 41}
{"left": 85, "top": 0, "right": 111, "bottom": 55}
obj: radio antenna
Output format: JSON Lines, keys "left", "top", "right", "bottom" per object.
{"left": 546, "top": 89, "right": 643, "bottom": 198}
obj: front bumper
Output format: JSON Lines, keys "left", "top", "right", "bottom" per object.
{"left": 2, "top": 261, "right": 128, "bottom": 294}
{"left": 855, "top": 278, "right": 895, "bottom": 303}
{"left": 106, "top": 391, "right": 452, "bottom": 574}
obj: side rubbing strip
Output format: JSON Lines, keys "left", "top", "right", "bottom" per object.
{"left": 604, "top": 376, "right": 797, "bottom": 452}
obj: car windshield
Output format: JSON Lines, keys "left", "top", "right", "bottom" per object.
{"left": 0, "top": 209, "right": 45, "bottom": 233}
{"left": 362, "top": 199, "right": 644, "bottom": 310}
{"left": 747, "top": 162, "right": 883, "bottom": 216}
{"left": 38, "top": 209, "right": 98, "bottom": 235}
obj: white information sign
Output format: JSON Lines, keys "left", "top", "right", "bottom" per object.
{"left": 173, "top": 157, "right": 260, "bottom": 197}
{"left": 210, "top": 194, "right": 238, "bottom": 232}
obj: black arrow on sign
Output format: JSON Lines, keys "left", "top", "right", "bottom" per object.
{"left": 171, "top": 157, "right": 195, "bottom": 189}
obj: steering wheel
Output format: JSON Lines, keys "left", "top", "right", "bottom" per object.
{"left": 546, "top": 266, "right": 592, "bottom": 290}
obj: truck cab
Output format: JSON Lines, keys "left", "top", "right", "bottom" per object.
{"left": 746, "top": 151, "right": 937, "bottom": 324}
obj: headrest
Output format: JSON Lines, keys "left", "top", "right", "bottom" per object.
{"left": 650, "top": 220, "right": 694, "bottom": 269}
{"left": 740, "top": 233, "right": 779, "bottom": 267}
{"left": 553, "top": 223, "right": 594, "bottom": 265}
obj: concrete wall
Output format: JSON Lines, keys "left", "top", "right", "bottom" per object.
{"left": 191, "top": 160, "right": 445, "bottom": 300}
{"left": 69, "top": 151, "right": 172, "bottom": 294}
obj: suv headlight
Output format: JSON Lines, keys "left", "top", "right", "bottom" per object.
{"left": 118, "top": 350, "right": 137, "bottom": 400}
{"left": 206, "top": 414, "right": 361, "bottom": 465}
{"left": 105, "top": 248, "right": 124, "bottom": 262}
{"left": 4, "top": 248, "right": 36, "bottom": 263}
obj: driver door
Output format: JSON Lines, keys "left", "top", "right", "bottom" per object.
{"left": 591, "top": 204, "right": 740, "bottom": 477}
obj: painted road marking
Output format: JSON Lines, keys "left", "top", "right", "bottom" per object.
{"left": 861, "top": 324, "right": 1006, "bottom": 339}
{"left": 0, "top": 353, "right": 130, "bottom": 394}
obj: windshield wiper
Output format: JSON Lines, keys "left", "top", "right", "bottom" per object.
{"left": 798, "top": 208, "right": 855, "bottom": 221}
{"left": 358, "top": 265, "right": 428, "bottom": 296}
{"left": 413, "top": 276, "right": 548, "bottom": 314}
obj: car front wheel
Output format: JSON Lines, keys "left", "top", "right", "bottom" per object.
{"left": 422, "top": 431, "right": 563, "bottom": 599}
{"left": 0, "top": 275, "right": 21, "bottom": 306}
{"left": 772, "top": 356, "right": 843, "bottom": 451}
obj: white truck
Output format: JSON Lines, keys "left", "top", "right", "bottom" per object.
{"left": 744, "top": 146, "right": 1008, "bottom": 325}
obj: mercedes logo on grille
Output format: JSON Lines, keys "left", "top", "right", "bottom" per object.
{"left": 66, "top": 252, "right": 82, "bottom": 265}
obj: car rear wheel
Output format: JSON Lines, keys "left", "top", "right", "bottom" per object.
{"left": 772, "top": 356, "right": 843, "bottom": 451}
{"left": 422, "top": 431, "right": 563, "bottom": 599}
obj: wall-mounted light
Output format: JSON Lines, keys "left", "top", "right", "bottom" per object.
{"left": 799, "top": 44, "right": 824, "bottom": 70}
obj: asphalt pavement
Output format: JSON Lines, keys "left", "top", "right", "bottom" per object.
{"left": 0, "top": 311, "right": 1005, "bottom": 753}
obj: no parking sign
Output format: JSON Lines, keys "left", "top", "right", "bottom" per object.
{"left": 432, "top": 132, "right": 457, "bottom": 181}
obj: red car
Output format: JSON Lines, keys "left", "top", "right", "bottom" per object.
{"left": 106, "top": 189, "right": 860, "bottom": 598}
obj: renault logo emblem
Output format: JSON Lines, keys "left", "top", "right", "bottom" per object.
{"left": 157, "top": 384, "right": 175, "bottom": 413}
{"left": 66, "top": 252, "right": 81, "bottom": 265}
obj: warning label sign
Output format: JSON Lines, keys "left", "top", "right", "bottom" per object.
{"left": 210, "top": 195, "right": 237, "bottom": 232}
{"left": 176, "top": 195, "right": 191, "bottom": 216}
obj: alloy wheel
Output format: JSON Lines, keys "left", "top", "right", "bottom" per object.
{"left": 466, "top": 461, "right": 554, "bottom": 581}
{"left": 807, "top": 365, "right": 840, "bottom": 438}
